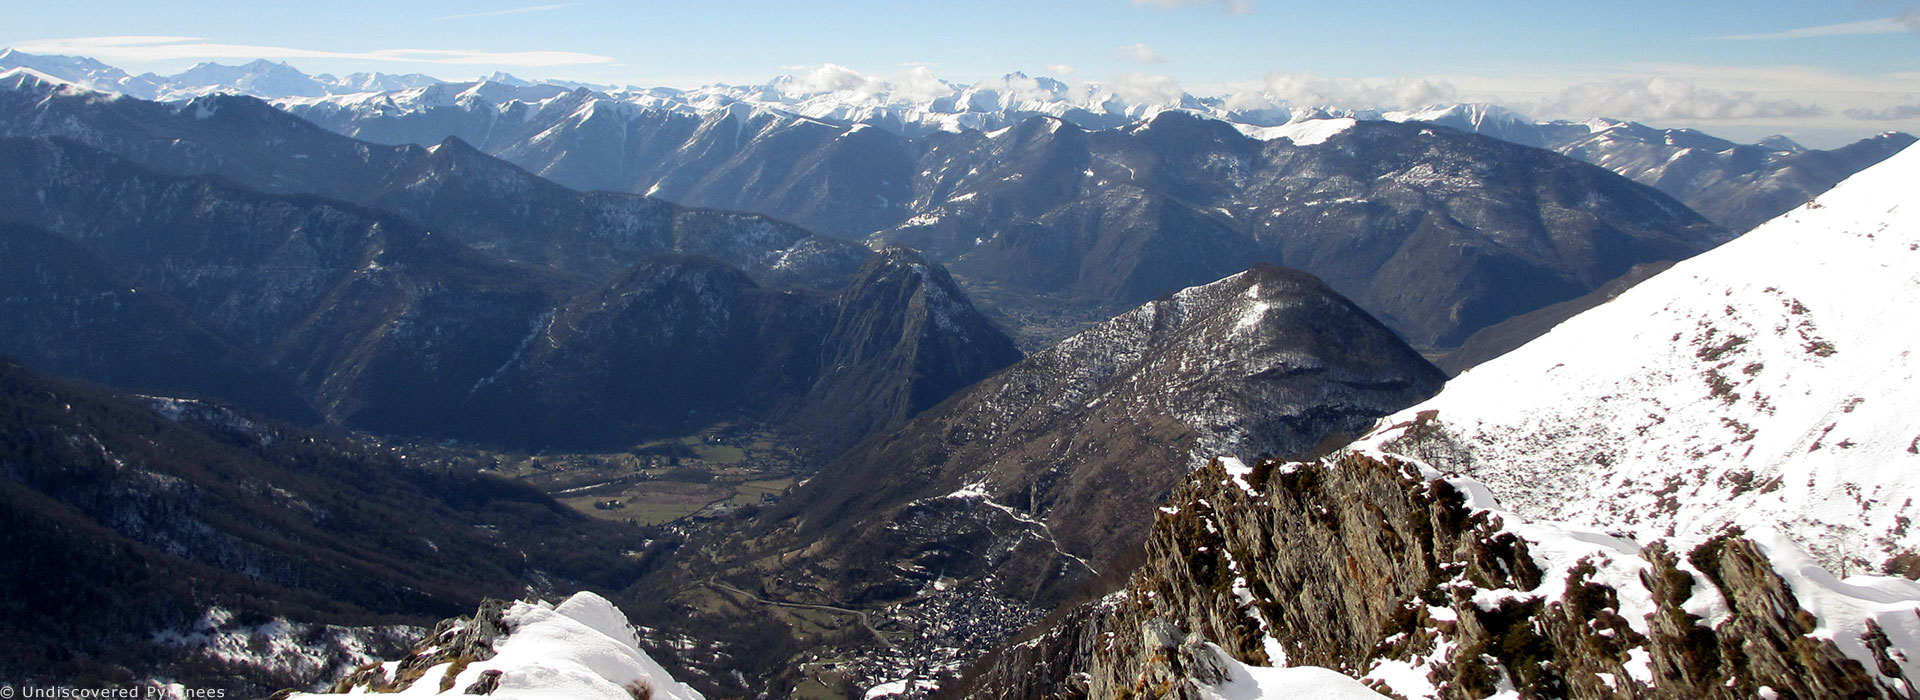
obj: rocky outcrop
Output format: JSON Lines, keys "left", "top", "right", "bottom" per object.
{"left": 304, "top": 593, "right": 705, "bottom": 700}
{"left": 321, "top": 599, "right": 512, "bottom": 694}
{"left": 965, "top": 453, "right": 1920, "bottom": 699}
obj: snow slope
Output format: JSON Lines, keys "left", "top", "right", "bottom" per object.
{"left": 1360, "top": 141, "right": 1920, "bottom": 574}
{"left": 1199, "top": 644, "right": 1389, "bottom": 700}
{"left": 293, "top": 592, "right": 704, "bottom": 700}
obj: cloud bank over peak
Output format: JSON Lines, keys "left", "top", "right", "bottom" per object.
{"left": 1534, "top": 77, "right": 1827, "bottom": 122}
{"left": 1254, "top": 71, "right": 1460, "bottom": 112}
{"left": 1109, "top": 72, "right": 1187, "bottom": 105}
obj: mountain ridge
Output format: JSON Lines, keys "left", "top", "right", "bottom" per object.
{"left": 632, "top": 262, "right": 1446, "bottom": 695}
{"left": 0, "top": 134, "right": 1019, "bottom": 452}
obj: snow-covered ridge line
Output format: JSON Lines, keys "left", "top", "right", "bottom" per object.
{"left": 293, "top": 592, "right": 704, "bottom": 700}
{"left": 1355, "top": 140, "right": 1920, "bottom": 574}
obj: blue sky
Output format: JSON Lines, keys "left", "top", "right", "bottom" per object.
{"left": 7, "top": 0, "right": 1919, "bottom": 146}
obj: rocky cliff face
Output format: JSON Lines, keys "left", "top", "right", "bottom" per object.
{"left": 966, "top": 453, "right": 1920, "bottom": 699}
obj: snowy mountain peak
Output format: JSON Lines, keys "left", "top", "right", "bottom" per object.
{"left": 1385, "top": 101, "right": 1533, "bottom": 126}
{"left": 170, "top": 58, "right": 326, "bottom": 98}
{"left": 1756, "top": 133, "right": 1807, "bottom": 152}
{"left": 481, "top": 70, "right": 533, "bottom": 87}
{"left": 1361, "top": 141, "right": 1920, "bottom": 573}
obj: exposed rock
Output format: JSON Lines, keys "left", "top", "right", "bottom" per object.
{"left": 327, "top": 599, "right": 510, "bottom": 693}
{"left": 965, "top": 453, "right": 1920, "bottom": 699}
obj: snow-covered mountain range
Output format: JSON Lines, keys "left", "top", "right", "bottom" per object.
{"left": 3, "top": 48, "right": 1902, "bottom": 173}
{"left": 10, "top": 46, "right": 1905, "bottom": 247}
{"left": 0, "top": 48, "right": 442, "bottom": 101}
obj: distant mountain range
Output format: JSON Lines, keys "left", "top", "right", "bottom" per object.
{"left": 5, "top": 48, "right": 1905, "bottom": 238}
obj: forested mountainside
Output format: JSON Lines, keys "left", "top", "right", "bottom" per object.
{"left": 0, "top": 359, "right": 643, "bottom": 693}
{"left": 0, "top": 134, "right": 1016, "bottom": 452}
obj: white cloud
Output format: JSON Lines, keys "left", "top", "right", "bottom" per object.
{"left": 1534, "top": 77, "right": 1827, "bottom": 121}
{"left": 1109, "top": 72, "right": 1186, "bottom": 105}
{"left": 785, "top": 63, "right": 884, "bottom": 95}
{"left": 1047, "top": 64, "right": 1077, "bottom": 77}
{"left": 1114, "top": 43, "right": 1165, "bottom": 64}
{"left": 1131, "top": 0, "right": 1252, "bottom": 14}
{"left": 435, "top": 4, "right": 574, "bottom": 21}
{"left": 891, "top": 66, "right": 954, "bottom": 102}
{"left": 14, "top": 36, "right": 612, "bottom": 67}
{"left": 976, "top": 72, "right": 1076, "bottom": 102}
{"left": 1257, "top": 71, "right": 1458, "bottom": 110}
{"left": 1715, "top": 16, "right": 1909, "bottom": 40}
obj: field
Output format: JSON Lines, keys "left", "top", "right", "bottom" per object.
{"left": 394, "top": 424, "right": 810, "bottom": 526}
